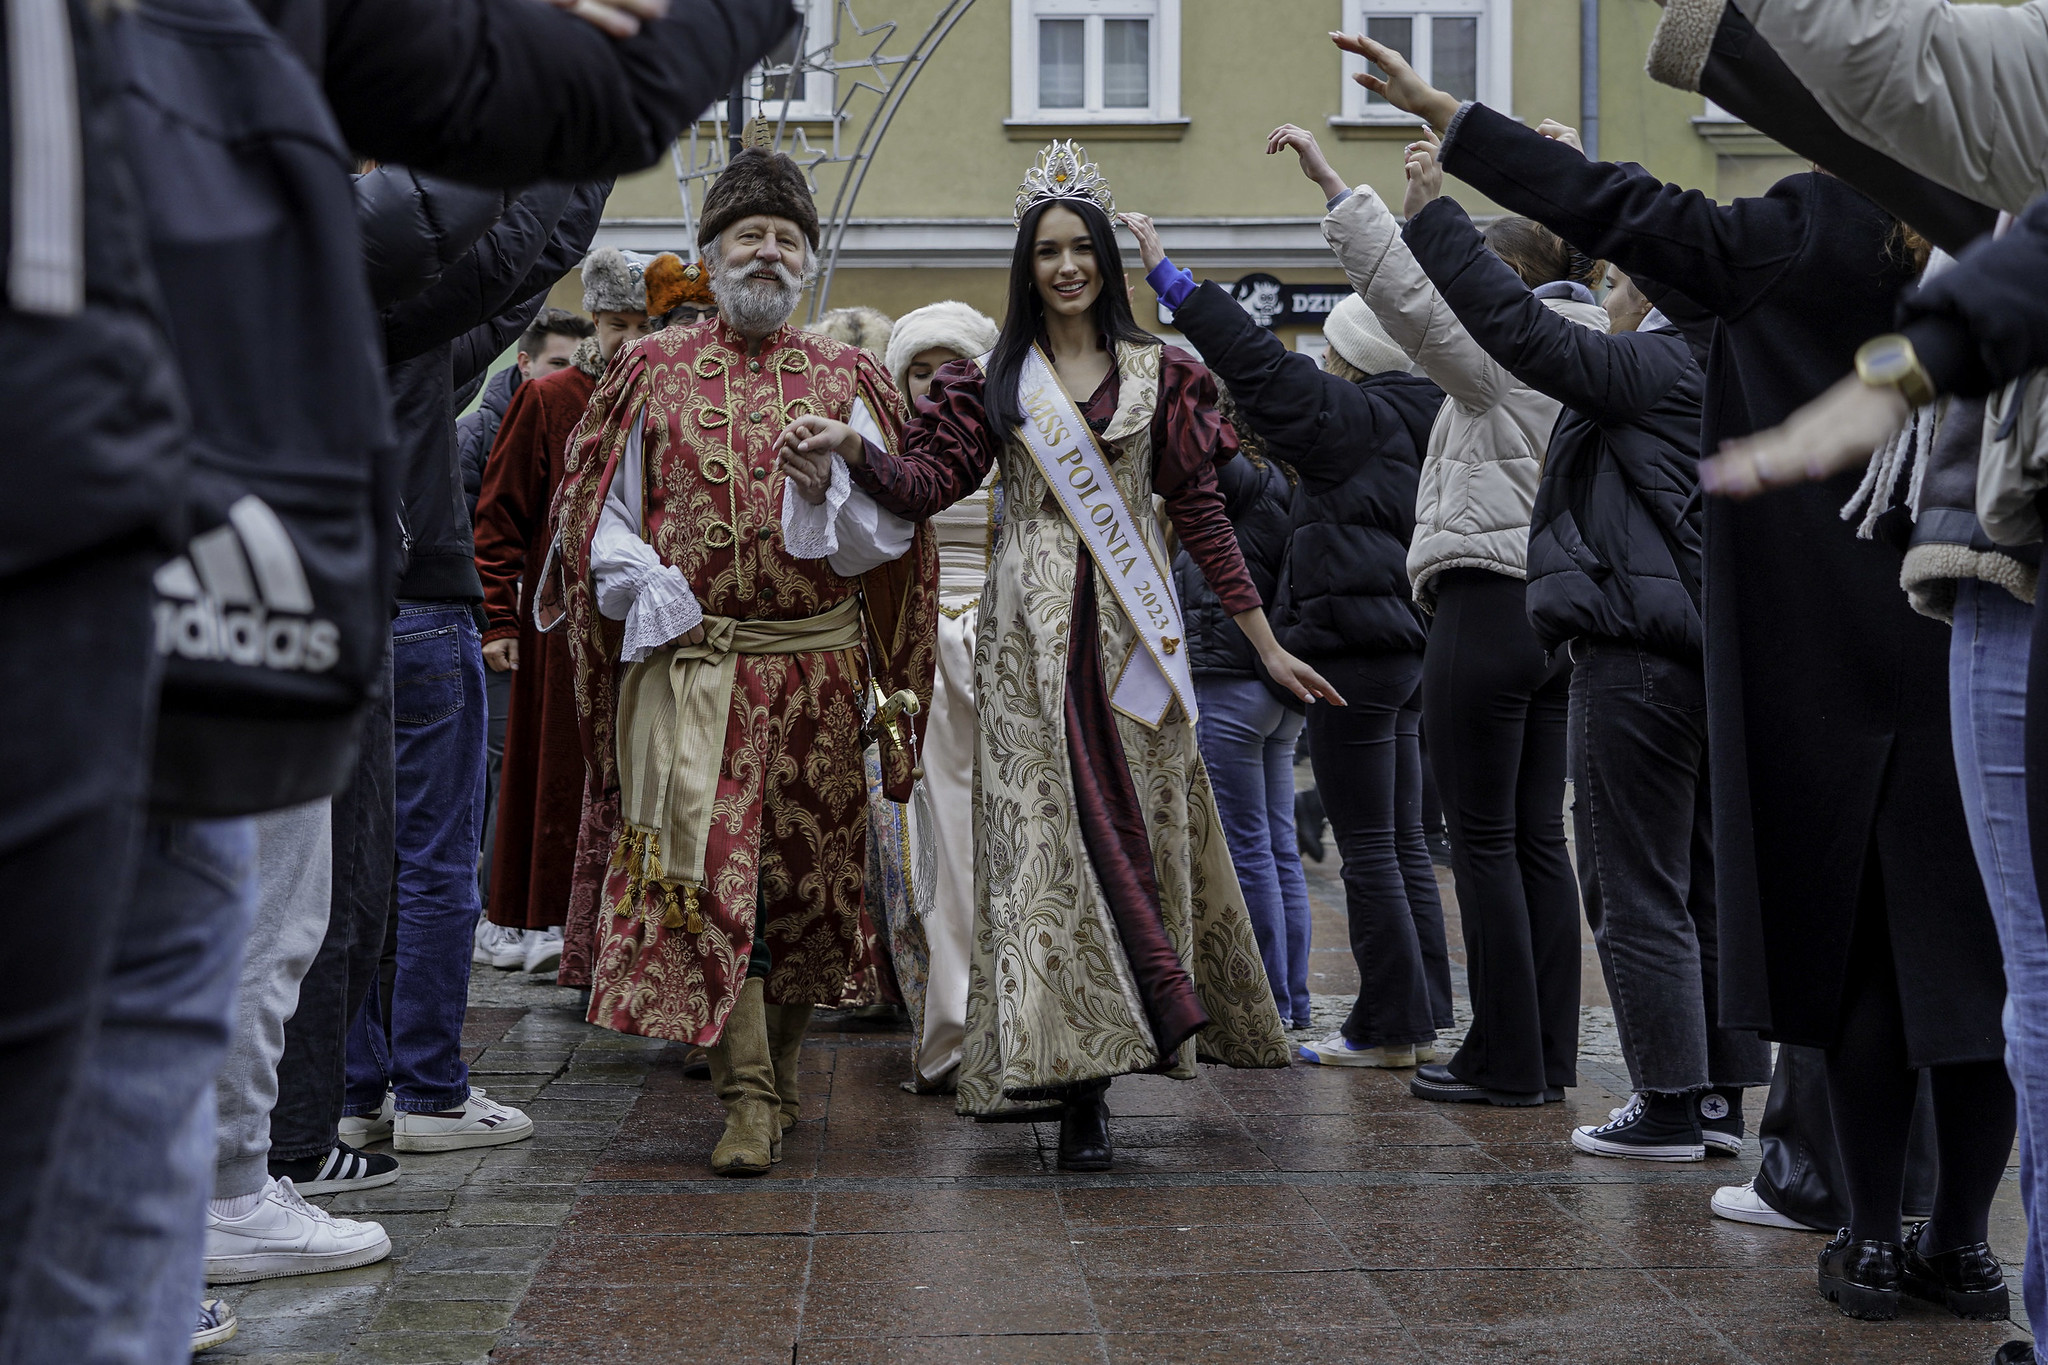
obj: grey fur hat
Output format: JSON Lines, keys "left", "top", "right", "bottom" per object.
{"left": 581, "top": 247, "right": 650, "bottom": 315}
{"left": 883, "top": 300, "right": 1000, "bottom": 397}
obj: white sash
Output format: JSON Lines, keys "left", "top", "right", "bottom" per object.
{"left": 1013, "top": 345, "right": 1196, "bottom": 728}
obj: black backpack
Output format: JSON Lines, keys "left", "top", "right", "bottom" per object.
{"left": 111, "top": 0, "right": 397, "bottom": 816}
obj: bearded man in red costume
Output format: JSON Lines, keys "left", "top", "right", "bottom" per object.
{"left": 552, "top": 147, "right": 936, "bottom": 1175}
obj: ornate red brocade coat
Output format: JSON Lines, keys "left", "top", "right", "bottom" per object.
{"left": 554, "top": 319, "right": 937, "bottom": 1044}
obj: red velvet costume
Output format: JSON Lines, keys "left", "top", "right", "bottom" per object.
{"left": 553, "top": 319, "right": 937, "bottom": 1044}
{"left": 474, "top": 357, "right": 600, "bottom": 965}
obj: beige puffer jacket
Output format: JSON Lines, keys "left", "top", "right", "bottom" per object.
{"left": 1322, "top": 186, "right": 1610, "bottom": 610}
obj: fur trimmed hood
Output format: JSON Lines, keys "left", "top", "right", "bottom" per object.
{"left": 883, "top": 300, "right": 1000, "bottom": 398}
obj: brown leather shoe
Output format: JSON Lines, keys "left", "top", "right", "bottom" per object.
{"left": 705, "top": 979, "right": 779, "bottom": 1176}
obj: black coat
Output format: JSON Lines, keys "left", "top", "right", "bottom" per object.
{"left": 1404, "top": 196, "right": 1706, "bottom": 662}
{"left": 1904, "top": 191, "right": 2048, "bottom": 397}
{"left": 1443, "top": 101, "right": 2003, "bottom": 1062}
{"left": 1168, "top": 280, "right": 1433, "bottom": 661}
{"left": 1175, "top": 454, "right": 1293, "bottom": 680}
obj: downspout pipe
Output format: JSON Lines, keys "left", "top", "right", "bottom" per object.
{"left": 1580, "top": 0, "right": 1600, "bottom": 160}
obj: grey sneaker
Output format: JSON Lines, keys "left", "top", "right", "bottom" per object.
{"left": 193, "top": 1298, "right": 237, "bottom": 1352}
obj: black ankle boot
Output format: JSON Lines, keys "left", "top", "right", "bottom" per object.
{"left": 1903, "top": 1222, "right": 2010, "bottom": 1321}
{"left": 1818, "top": 1229, "right": 1902, "bottom": 1320}
{"left": 1057, "top": 1089, "right": 1112, "bottom": 1172}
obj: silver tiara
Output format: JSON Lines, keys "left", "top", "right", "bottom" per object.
{"left": 1013, "top": 140, "right": 1115, "bottom": 225}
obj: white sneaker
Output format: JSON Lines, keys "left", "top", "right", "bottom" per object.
{"left": 392, "top": 1090, "right": 535, "bottom": 1153}
{"left": 193, "top": 1298, "right": 237, "bottom": 1352}
{"left": 1298, "top": 1032, "right": 1416, "bottom": 1068}
{"left": 338, "top": 1093, "right": 394, "bottom": 1145}
{"left": 522, "top": 927, "right": 563, "bottom": 975}
{"left": 338, "top": 1092, "right": 395, "bottom": 1144}
{"left": 474, "top": 921, "right": 525, "bottom": 970}
{"left": 1710, "top": 1178, "right": 1820, "bottom": 1231}
{"left": 204, "top": 1178, "right": 391, "bottom": 1284}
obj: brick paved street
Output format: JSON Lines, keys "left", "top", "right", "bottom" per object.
{"left": 204, "top": 857, "right": 2030, "bottom": 1364}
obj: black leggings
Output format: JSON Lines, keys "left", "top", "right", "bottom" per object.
{"left": 1825, "top": 866, "right": 2015, "bottom": 1249}
{"left": 1422, "top": 570, "right": 1579, "bottom": 1094}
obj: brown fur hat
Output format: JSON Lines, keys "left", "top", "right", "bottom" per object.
{"left": 644, "top": 254, "right": 713, "bottom": 317}
{"left": 697, "top": 148, "right": 819, "bottom": 251}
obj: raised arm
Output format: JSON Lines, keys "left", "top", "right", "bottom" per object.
{"left": 1645, "top": 0, "right": 1998, "bottom": 253}
{"left": 1403, "top": 197, "right": 1678, "bottom": 423}
{"left": 1740, "top": 0, "right": 2048, "bottom": 213}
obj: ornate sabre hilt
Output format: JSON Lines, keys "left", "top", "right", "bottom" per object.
{"left": 865, "top": 687, "right": 926, "bottom": 782}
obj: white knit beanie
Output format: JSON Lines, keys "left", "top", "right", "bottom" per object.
{"left": 1323, "top": 293, "right": 1411, "bottom": 375}
{"left": 885, "top": 300, "right": 1001, "bottom": 397}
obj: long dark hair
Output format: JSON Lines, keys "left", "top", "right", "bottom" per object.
{"left": 985, "top": 196, "right": 1158, "bottom": 433}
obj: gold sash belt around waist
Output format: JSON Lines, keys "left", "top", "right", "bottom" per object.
{"left": 614, "top": 595, "right": 864, "bottom": 928}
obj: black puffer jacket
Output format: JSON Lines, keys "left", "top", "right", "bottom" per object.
{"left": 1406, "top": 196, "right": 1706, "bottom": 661}
{"left": 356, "top": 168, "right": 506, "bottom": 310}
{"left": 1175, "top": 455, "right": 1293, "bottom": 678}
{"left": 1168, "top": 280, "right": 1434, "bottom": 661}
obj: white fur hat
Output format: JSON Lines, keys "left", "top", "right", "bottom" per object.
{"left": 885, "top": 300, "right": 1001, "bottom": 398}
{"left": 580, "top": 247, "right": 650, "bottom": 314}
{"left": 1323, "top": 293, "right": 1411, "bottom": 376}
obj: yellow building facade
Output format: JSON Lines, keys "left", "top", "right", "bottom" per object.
{"left": 561, "top": 0, "right": 1809, "bottom": 352}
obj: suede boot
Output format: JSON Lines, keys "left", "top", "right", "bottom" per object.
{"left": 764, "top": 1001, "right": 813, "bottom": 1134}
{"left": 705, "top": 978, "right": 780, "bottom": 1176}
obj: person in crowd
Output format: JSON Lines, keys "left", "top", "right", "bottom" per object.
{"left": 552, "top": 147, "right": 937, "bottom": 1176}
{"left": 1271, "top": 119, "right": 1599, "bottom": 1108}
{"left": 1127, "top": 219, "right": 1448, "bottom": 1056}
{"left": 459, "top": 308, "right": 593, "bottom": 524}
{"left": 813, "top": 305, "right": 895, "bottom": 357}
{"left": 1349, "top": 27, "right": 2013, "bottom": 1325}
{"left": 474, "top": 249, "right": 667, "bottom": 982}
{"left": 0, "top": 0, "right": 796, "bottom": 1357}
{"left": 778, "top": 142, "right": 1320, "bottom": 1171}
{"left": 879, "top": 299, "right": 1002, "bottom": 1093}
{"left": 1397, "top": 126, "right": 1772, "bottom": 1159}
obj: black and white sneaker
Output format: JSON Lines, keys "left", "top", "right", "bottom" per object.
{"left": 1698, "top": 1086, "right": 1746, "bottom": 1155}
{"left": 1571, "top": 1091, "right": 1706, "bottom": 1162}
{"left": 268, "top": 1141, "right": 400, "bottom": 1194}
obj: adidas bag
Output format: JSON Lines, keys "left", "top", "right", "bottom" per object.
{"left": 113, "top": 0, "right": 397, "bottom": 816}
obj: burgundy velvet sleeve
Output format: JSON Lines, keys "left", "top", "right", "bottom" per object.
{"left": 852, "top": 357, "right": 999, "bottom": 520}
{"left": 1151, "top": 347, "right": 1260, "bottom": 616}
{"left": 472, "top": 378, "right": 550, "bottom": 643}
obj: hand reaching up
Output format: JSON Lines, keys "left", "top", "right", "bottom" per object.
{"left": 1535, "top": 119, "right": 1584, "bottom": 154}
{"left": 1330, "top": 30, "right": 1462, "bottom": 132}
{"left": 1403, "top": 127, "right": 1444, "bottom": 220}
{"left": 1265, "top": 123, "right": 1349, "bottom": 203}
{"left": 544, "top": 0, "right": 667, "bottom": 38}
{"left": 1118, "top": 213, "right": 1167, "bottom": 273}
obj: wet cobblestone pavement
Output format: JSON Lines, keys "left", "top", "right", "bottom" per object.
{"left": 207, "top": 861, "right": 2030, "bottom": 1364}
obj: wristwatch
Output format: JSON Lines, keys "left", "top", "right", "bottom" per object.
{"left": 1854, "top": 333, "right": 1936, "bottom": 408}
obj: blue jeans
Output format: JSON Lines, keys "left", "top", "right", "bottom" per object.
{"left": 1195, "top": 677, "right": 1312, "bottom": 1024}
{"left": 2, "top": 818, "right": 254, "bottom": 1365}
{"left": 347, "top": 603, "right": 486, "bottom": 1115}
{"left": 1951, "top": 579, "right": 2047, "bottom": 1323}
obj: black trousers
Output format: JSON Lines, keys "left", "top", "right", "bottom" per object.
{"left": 1424, "top": 570, "right": 1579, "bottom": 1094}
{"left": 271, "top": 668, "right": 394, "bottom": 1159}
{"left": 1308, "top": 651, "right": 1454, "bottom": 1047}
{"left": 0, "top": 550, "right": 158, "bottom": 1330}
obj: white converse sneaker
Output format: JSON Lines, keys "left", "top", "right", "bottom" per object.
{"left": 1710, "top": 1178, "right": 1821, "bottom": 1231}
{"left": 522, "top": 926, "right": 563, "bottom": 975}
{"left": 1298, "top": 1032, "right": 1416, "bottom": 1068}
{"left": 392, "top": 1089, "right": 535, "bottom": 1153}
{"left": 338, "top": 1093, "right": 394, "bottom": 1145}
{"left": 204, "top": 1178, "right": 391, "bottom": 1284}
{"left": 474, "top": 921, "right": 526, "bottom": 970}
{"left": 193, "top": 1298, "right": 237, "bottom": 1352}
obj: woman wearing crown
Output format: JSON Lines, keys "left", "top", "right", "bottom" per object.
{"left": 777, "top": 143, "right": 1335, "bottom": 1169}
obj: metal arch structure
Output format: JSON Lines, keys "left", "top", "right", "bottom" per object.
{"left": 671, "top": 0, "right": 981, "bottom": 323}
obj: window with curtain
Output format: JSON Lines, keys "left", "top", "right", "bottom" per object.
{"left": 1013, "top": 0, "right": 1178, "bottom": 122}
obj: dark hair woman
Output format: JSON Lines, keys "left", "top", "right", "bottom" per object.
{"left": 1343, "top": 28, "right": 2014, "bottom": 1327}
{"left": 775, "top": 143, "right": 1337, "bottom": 1173}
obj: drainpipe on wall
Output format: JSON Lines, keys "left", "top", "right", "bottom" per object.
{"left": 1580, "top": 0, "right": 1600, "bottom": 160}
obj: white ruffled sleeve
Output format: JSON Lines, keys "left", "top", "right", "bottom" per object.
{"left": 589, "top": 420, "right": 705, "bottom": 662}
{"left": 779, "top": 397, "right": 915, "bottom": 576}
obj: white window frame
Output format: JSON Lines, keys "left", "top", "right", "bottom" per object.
{"left": 1337, "top": 0, "right": 1509, "bottom": 124}
{"left": 752, "top": 0, "right": 837, "bottom": 122}
{"left": 1009, "top": 0, "right": 1182, "bottom": 124}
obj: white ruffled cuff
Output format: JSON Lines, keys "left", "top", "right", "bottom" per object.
{"left": 618, "top": 563, "right": 704, "bottom": 663}
{"left": 779, "top": 454, "right": 853, "bottom": 560}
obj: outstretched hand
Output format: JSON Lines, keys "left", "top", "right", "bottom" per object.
{"left": 1265, "top": 123, "right": 1349, "bottom": 203}
{"left": 1699, "top": 374, "right": 1909, "bottom": 498}
{"left": 544, "top": 0, "right": 667, "bottom": 38}
{"left": 775, "top": 414, "right": 862, "bottom": 505}
{"left": 1118, "top": 213, "right": 1167, "bottom": 273}
{"left": 1263, "top": 648, "right": 1347, "bottom": 707}
{"left": 1331, "top": 31, "right": 1461, "bottom": 132}
{"left": 1403, "top": 127, "right": 1444, "bottom": 219}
